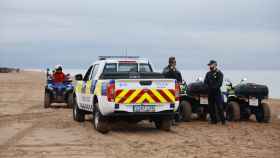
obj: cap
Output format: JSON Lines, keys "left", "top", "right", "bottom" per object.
{"left": 207, "top": 60, "right": 217, "bottom": 66}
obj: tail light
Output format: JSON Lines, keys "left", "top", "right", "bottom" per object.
{"left": 107, "top": 82, "right": 115, "bottom": 102}
{"left": 175, "top": 83, "right": 180, "bottom": 101}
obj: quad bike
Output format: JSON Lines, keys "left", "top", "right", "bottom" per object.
{"left": 44, "top": 68, "right": 74, "bottom": 108}
{"left": 177, "top": 79, "right": 209, "bottom": 122}
{"left": 223, "top": 78, "right": 271, "bottom": 123}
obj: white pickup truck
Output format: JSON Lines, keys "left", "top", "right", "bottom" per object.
{"left": 73, "top": 56, "right": 180, "bottom": 133}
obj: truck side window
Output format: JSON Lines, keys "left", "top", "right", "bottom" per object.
{"left": 90, "top": 64, "right": 99, "bottom": 80}
{"left": 83, "top": 65, "right": 93, "bottom": 81}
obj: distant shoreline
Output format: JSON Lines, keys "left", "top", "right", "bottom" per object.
{"left": 0, "top": 67, "right": 20, "bottom": 73}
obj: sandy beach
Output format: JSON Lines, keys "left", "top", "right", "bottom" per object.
{"left": 0, "top": 71, "right": 280, "bottom": 158}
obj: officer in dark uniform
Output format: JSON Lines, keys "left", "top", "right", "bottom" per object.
{"left": 162, "top": 56, "right": 183, "bottom": 83}
{"left": 204, "top": 60, "right": 225, "bottom": 124}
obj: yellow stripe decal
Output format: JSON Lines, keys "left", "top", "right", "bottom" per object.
{"left": 136, "top": 93, "right": 155, "bottom": 104}
{"left": 95, "top": 81, "right": 102, "bottom": 96}
{"left": 85, "top": 81, "right": 92, "bottom": 95}
{"left": 115, "top": 89, "right": 129, "bottom": 103}
{"left": 151, "top": 89, "right": 167, "bottom": 103}
{"left": 75, "top": 82, "right": 83, "bottom": 93}
{"left": 124, "top": 89, "right": 142, "bottom": 104}
{"left": 162, "top": 89, "right": 175, "bottom": 102}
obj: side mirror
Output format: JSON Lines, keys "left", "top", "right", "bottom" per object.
{"left": 75, "top": 74, "right": 83, "bottom": 81}
{"left": 241, "top": 78, "right": 247, "bottom": 83}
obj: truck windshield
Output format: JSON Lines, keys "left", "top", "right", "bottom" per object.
{"left": 103, "top": 63, "right": 152, "bottom": 73}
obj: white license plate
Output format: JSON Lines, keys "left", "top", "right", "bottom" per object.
{"left": 133, "top": 105, "right": 155, "bottom": 112}
{"left": 200, "top": 97, "right": 208, "bottom": 105}
{"left": 249, "top": 98, "right": 259, "bottom": 106}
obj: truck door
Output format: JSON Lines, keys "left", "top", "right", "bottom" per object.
{"left": 85, "top": 64, "right": 100, "bottom": 108}
{"left": 77, "top": 65, "right": 93, "bottom": 109}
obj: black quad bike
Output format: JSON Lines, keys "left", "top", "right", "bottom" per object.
{"left": 44, "top": 68, "right": 74, "bottom": 108}
{"left": 223, "top": 79, "right": 271, "bottom": 123}
{"left": 177, "top": 80, "right": 209, "bottom": 122}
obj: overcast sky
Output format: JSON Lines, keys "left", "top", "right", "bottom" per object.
{"left": 0, "top": 0, "right": 279, "bottom": 70}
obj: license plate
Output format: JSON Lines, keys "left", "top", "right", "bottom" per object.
{"left": 200, "top": 97, "right": 208, "bottom": 105}
{"left": 249, "top": 98, "right": 259, "bottom": 106}
{"left": 133, "top": 105, "right": 155, "bottom": 112}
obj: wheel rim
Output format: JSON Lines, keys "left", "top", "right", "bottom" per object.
{"left": 74, "top": 104, "right": 77, "bottom": 118}
{"left": 94, "top": 111, "right": 99, "bottom": 128}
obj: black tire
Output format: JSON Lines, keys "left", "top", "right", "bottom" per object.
{"left": 93, "top": 104, "right": 110, "bottom": 134}
{"left": 179, "top": 101, "right": 192, "bottom": 122}
{"left": 155, "top": 118, "right": 172, "bottom": 131}
{"left": 67, "top": 93, "right": 74, "bottom": 108}
{"left": 226, "top": 101, "right": 240, "bottom": 121}
{"left": 73, "top": 98, "right": 85, "bottom": 122}
{"left": 44, "top": 92, "right": 51, "bottom": 108}
{"left": 256, "top": 103, "right": 271, "bottom": 123}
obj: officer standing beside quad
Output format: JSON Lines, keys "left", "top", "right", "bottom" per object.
{"left": 162, "top": 56, "right": 183, "bottom": 83}
{"left": 204, "top": 60, "right": 226, "bottom": 125}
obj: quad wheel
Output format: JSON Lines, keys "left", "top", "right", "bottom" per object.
{"left": 226, "top": 101, "right": 240, "bottom": 121}
{"left": 67, "top": 93, "right": 74, "bottom": 108}
{"left": 256, "top": 103, "right": 271, "bottom": 123}
{"left": 44, "top": 92, "right": 51, "bottom": 108}
{"left": 179, "top": 101, "right": 192, "bottom": 122}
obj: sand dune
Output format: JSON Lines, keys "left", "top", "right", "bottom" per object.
{"left": 0, "top": 71, "right": 280, "bottom": 158}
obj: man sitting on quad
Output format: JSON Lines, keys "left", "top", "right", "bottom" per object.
{"left": 162, "top": 56, "right": 183, "bottom": 83}
{"left": 52, "top": 65, "right": 66, "bottom": 83}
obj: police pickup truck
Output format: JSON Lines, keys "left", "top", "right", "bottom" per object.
{"left": 73, "top": 56, "right": 180, "bottom": 133}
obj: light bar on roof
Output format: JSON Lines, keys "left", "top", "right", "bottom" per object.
{"left": 99, "top": 56, "right": 140, "bottom": 60}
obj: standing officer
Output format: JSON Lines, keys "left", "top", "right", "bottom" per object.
{"left": 162, "top": 56, "right": 183, "bottom": 83}
{"left": 204, "top": 60, "right": 225, "bottom": 125}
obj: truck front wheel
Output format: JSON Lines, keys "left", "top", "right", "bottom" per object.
{"left": 73, "top": 98, "right": 85, "bottom": 122}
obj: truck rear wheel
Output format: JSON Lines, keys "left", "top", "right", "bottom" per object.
{"left": 256, "top": 103, "right": 271, "bottom": 123}
{"left": 44, "top": 92, "right": 51, "bottom": 108}
{"left": 226, "top": 101, "right": 240, "bottom": 121}
{"left": 73, "top": 98, "right": 85, "bottom": 122}
{"left": 93, "top": 105, "right": 110, "bottom": 134}
{"left": 155, "top": 118, "right": 172, "bottom": 131}
{"left": 179, "top": 101, "right": 192, "bottom": 122}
